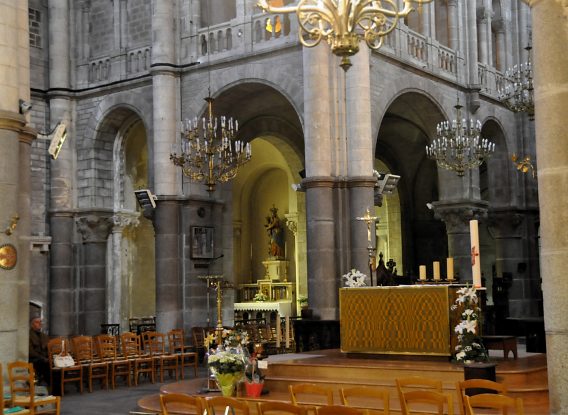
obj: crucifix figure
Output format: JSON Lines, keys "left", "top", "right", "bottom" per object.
{"left": 356, "top": 208, "right": 379, "bottom": 247}
{"left": 471, "top": 246, "right": 479, "bottom": 266}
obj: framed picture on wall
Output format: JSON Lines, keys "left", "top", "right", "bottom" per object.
{"left": 191, "top": 226, "right": 214, "bottom": 259}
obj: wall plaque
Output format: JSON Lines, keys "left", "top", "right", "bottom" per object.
{"left": 0, "top": 244, "right": 17, "bottom": 270}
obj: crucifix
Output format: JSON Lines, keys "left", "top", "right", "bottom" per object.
{"left": 471, "top": 246, "right": 479, "bottom": 266}
{"left": 356, "top": 207, "right": 380, "bottom": 285}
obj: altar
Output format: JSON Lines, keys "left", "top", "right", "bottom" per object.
{"left": 339, "top": 285, "right": 455, "bottom": 356}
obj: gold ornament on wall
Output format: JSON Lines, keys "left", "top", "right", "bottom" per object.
{"left": 511, "top": 153, "right": 537, "bottom": 179}
{"left": 4, "top": 215, "right": 19, "bottom": 236}
{"left": 0, "top": 244, "right": 17, "bottom": 270}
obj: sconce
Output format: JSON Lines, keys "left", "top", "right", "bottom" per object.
{"left": 4, "top": 215, "right": 19, "bottom": 236}
{"left": 47, "top": 122, "right": 68, "bottom": 160}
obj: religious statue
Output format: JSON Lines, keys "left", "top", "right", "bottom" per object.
{"left": 264, "top": 205, "right": 285, "bottom": 259}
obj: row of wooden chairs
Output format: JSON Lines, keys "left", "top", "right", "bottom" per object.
{"left": 287, "top": 377, "right": 524, "bottom": 415}
{"left": 2, "top": 361, "right": 60, "bottom": 415}
{"left": 46, "top": 329, "right": 197, "bottom": 395}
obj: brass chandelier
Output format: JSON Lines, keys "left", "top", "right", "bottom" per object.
{"left": 426, "top": 101, "right": 496, "bottom": 177}
{"left": 498, "top": 45, "right": 534, "bottom": 120}
{"left": 170, "top": 96, "right": 252, "bottom": 192}
{"left": 258, "top": 0, "right": 433, "bottom": 70}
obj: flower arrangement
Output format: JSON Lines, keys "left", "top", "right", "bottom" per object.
{"left": 205, "top": 328, "right": 249, "bottom": 349}
{"left": 342, "top": 269, "right": 368, "bottom": 287}
{"left": 208, "top": 349, "right": 246, "bottom": 375}
{"left": 451, "top": 286, "right": 489, "bottom": 363}
{"left": 298, "top": 295, "right": 308, "bottom": 308}
{"left": 253, "top": 291, "right": 268, "bottom": 302}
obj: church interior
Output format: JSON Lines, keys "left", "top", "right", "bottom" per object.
{"left": 0, "top": 0, "right": 566, "bottom": 414}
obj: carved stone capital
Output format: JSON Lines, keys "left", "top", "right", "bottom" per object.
{"left": 76, "top": 215, "right": 113, "bottom": 243}
{"left": 432, "top": 200, "right": 488, "bottom": 233}
{"left": 111, "top": 212, "right": 140, "bottom": 231}
{"left": 487, "top": 210, "right": 525, "bottom": 238}
{"left": 284, "top": 213, "right": 298, "bottom": 236}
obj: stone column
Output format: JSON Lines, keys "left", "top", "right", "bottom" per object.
{"left": 466, "top": 0, "right": 479, "bottom": 85}
{"left": 153, "top": 199, "right": 181, "bottom": 332}
{"left": 529, "top": 1, "right": 568, "bottom": 412}
{"left": 487, "top": 211, "right": 541, "bottom": 318}
{"left": 432, "top": 201, "right": 488, "bottom": 283}
{"left": 346, "top": 46, "right": 375, "bottom": 275}
{"left": 447, "top": 0, "right": 459, "bottom": 50}
{"left": 152, "top": 0, "right": 182, "bottom": 332}
{"left": 303, "top": 44, "right": 337, "bottom": 319}
{"left": 477, "top": 7, "right": 489, "bottom": 65}
{"left": 108, "top": 213, "right": 140, "bottom": 331}
{"left": 76, "top": 214, "right": 112, "bottom": 335}
{"left": 48, "top": 0, "right": 75, "bottom": 336}
{"left": 494, "top": 21, "right": 506, "bottom": 72}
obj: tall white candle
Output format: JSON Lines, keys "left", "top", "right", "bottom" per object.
{"left": 433, "top": 261, "right": 440, "bottom": 280}
{"left": 419, "top": 265, "right": 427, "bottom": 280}
{"left": 447, "top": 257, "right": 454, "bottom": 281}
{"left": 470, "top": 220, "right": 482, "bottom": 288}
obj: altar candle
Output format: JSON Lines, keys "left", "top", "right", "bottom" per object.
{"left": 433, "top": 261, "right": 440, "bottom": 280}
{"left": 470, "top": 219, "right": 482, "bottom": 288}
{"left": 447, "top": 257, "right": 454, "bottom": 280}
{"left": 419, "top": 265, "right": 427, "bottom": 280}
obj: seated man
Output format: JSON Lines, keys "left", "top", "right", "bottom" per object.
{"left": 29, "top": 317, "right": 50, "bottom": 385}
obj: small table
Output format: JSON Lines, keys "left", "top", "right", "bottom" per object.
{"left": 481, "top": 335, "right": 518, "bottom": 359}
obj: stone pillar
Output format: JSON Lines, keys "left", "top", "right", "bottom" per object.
{"left": 447, "top": 0, "right": 459, "bottom": 50}
{"left": 529, "top": 1, "right": 568, "bottom": 412}
{"left": 109, "top": 213, "right": 140, "bottom": 331}
{"left": 152, "top": 0, "right": 182, "bottom": 332}
{"left": 48, "top": 0, "right": 75, "bottom": 337}
{"left": 477, "top": 7, "right": 489, "bottom": 65}
{"left": 466, "top": 0, "right": 479, "bottom": 85}
{"left": 346, "top": 46, "right": 375, "bottom": 275}
{"left": 432, "top": 201, "right": 488, "bottom": 283}
{"left": 154, "top": 199, "right": 181, "bottom": 332}
{"left": 76, "top": 215, "right": 112, "bottom": 335}
{"left": 487, "top": 211, "right": 541, "bottom": 318}
{"left": 494, "top": 22, "right": 506, "bottom": 72}
{"left": 303, "top": 44, "right": 337, "bottom": 319}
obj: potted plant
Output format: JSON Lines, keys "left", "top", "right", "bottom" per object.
{"left": 298, "top": 295, "right": 312, "bottom": 319}
{"left": 244, "top": 344, "right": 265, "bottom": 397}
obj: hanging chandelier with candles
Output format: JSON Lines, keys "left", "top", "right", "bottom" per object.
{"left": 498, "top": 45, "right": 534, "bottom": 120}
{"left": 426, "top": 101, "right": 496, "bottom": 177}
{"left": 170, "top": 96, "right": 252, "bottom": 192}
{"left": 258, "top": 0, "right": 433, "bottom": 70}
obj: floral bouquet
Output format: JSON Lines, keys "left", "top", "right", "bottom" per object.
{"left": 342, "top": 269, "right": 368, "bottom": 287}
{"left": 253, "top": 291, "right": 268, "bottom": 302}
{"left": 451, "top": 285, "right": 489, "bottom": 363}
{"left": 205, "top": 328, "right": 249, "bottom": 350}
{"left": 208, "top": 349, "right": 246, "bottom": 375}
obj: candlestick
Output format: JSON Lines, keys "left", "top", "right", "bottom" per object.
{"left": 447, "top": 257, "right": 454, "bottom": 280}
{"left": 433, "top": 261, "right": 440, "bottom": 280}
{"left": 470, "top": 219, "right": 482, "bottom": 288}
{"left": 419, "top": 265, "right": 427, "bottom": 280}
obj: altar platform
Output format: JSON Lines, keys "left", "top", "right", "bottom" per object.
{"left": 137, "top": 347, "right": 549, "bottom": 414}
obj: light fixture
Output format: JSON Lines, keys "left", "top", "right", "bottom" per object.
{"left": 47, "top": 122, "right": 67, "bottom": 160}
{"left": 511, "top": 153, "right": 536, "bottom": 178}
{"left": 134, "top": 189, "right": 157, "bottom": 209}
{"left": 373, "top": 170, "right": 400, "bottom": 206}
{"left": 19, "top": 99, "right": 32, "bottom": 114}
{"left": 170, "top": 96, "right": 252, "bottom": 192}
{"left": 257, "top": 0, "right": 433, "bottom": 70}
{"left": 426, "top": 100, "right": 496, "bottom": 177}
{"left": 498, "top": 44, "right": 534, "bottom": 120}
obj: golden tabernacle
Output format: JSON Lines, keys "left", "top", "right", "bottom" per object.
{"left": 340, "top": 285, "right": 452, "bottom": 356}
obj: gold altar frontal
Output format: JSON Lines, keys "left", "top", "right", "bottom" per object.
{"left": 340, "top": 285, "right": 452, "bottom": 356}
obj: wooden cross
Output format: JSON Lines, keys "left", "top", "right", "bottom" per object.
{"left": 471, "top": 246, "right": 479, "bottom": 266}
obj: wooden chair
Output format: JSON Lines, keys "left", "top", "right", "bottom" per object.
{"left": 95, "top": 334, "right": 132, "bottom": 388}
{"left": 168, "top": 329, "right": 199, "bottom": 378}
{"left": 72, "top": 335, "right": 109, "bottom": 392}
{"left": 316, "top": 405, "right": 368, "bottom": 415}
{"left": 7, "top": 361, "right": 60, "bottom": 415}
{"left": 160, "top": 393, "right": 204, "bottom": 415}
{"left": 464, "top": 393, "right": 524, "bottom": 415}
{"left": 204, "top": 396, "right": 250, "bottom": 415}
{"left": 399, "top": 390, "right": 453, "bottom": 415}
{"left": 0, "top": 362, "right": 30, "bottom": 414}
{"left": 257, "top": 401, "right": 308, "bottom": 415}
{"left": 456, "top": 379, "right": 508, "bottom": 415}
{"left": 46, "top": 337, "right": 83, "bottom": 396}
{"left": 121, "top": 332, "right": 155, "bottom": 385}
{"left": 191, "top": 326, "right": 207, "bottom": 362}
{"left": 395, "top": 376, "right": 442, "bottom": 414}
{"left": 340, "top": 386, "right": 390, "bottom": 415}
{"left": 143, "top": 331, "right": 179, "bottom": 382}
{"left": 289, "top": 383, "right": 334, "bottom": 415}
